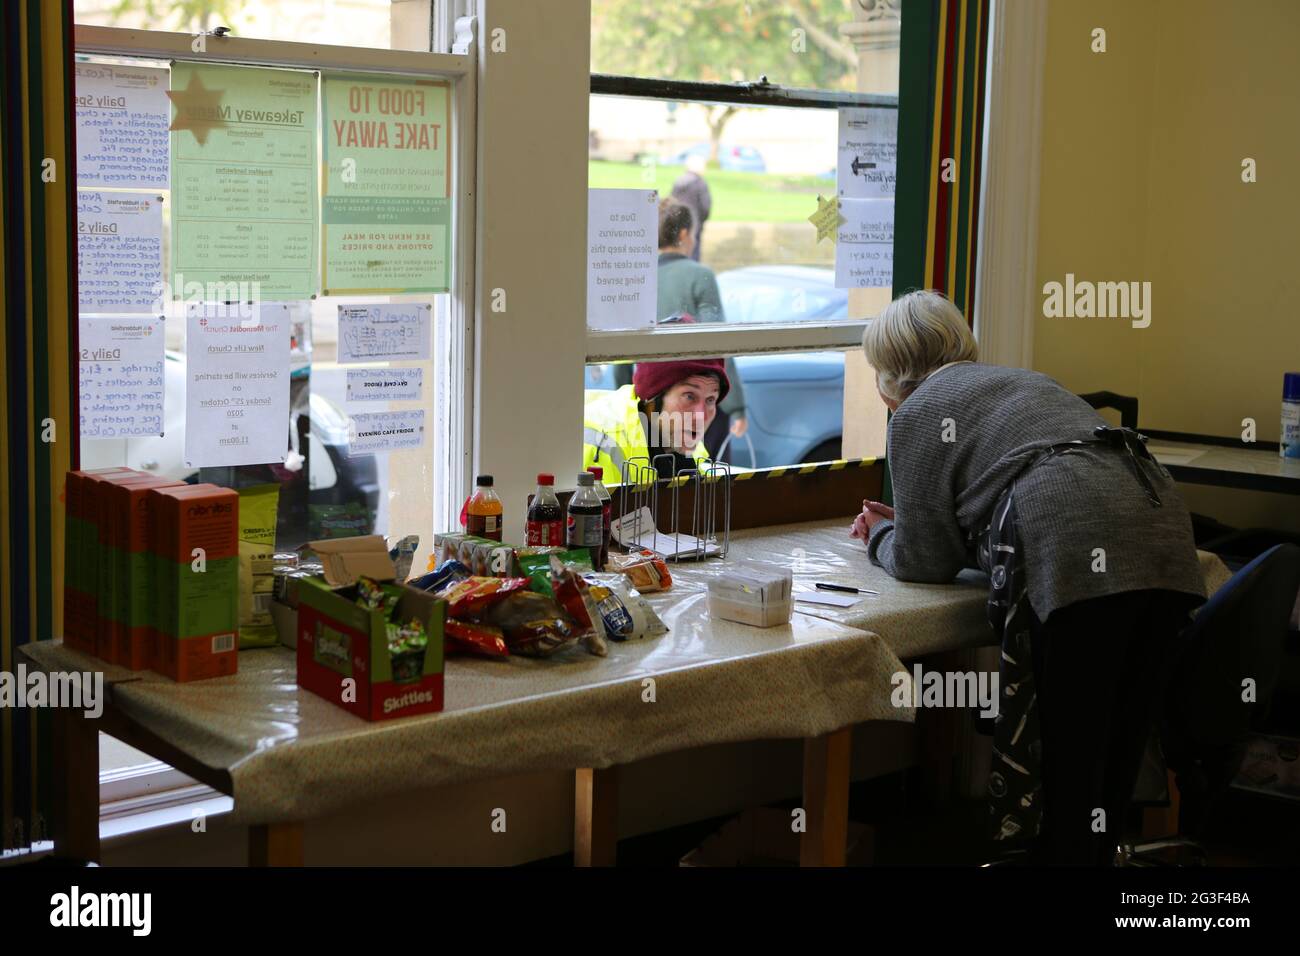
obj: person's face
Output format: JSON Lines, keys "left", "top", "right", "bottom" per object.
{"left": 659, "top": 374, "right": 719, "bottom": 453}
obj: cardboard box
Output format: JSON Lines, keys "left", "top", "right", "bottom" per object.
{"left": 706, "top": 563, "right": 794, "bottom": 628}
{"left": 433, "top": 532, "right": 516, "bottom": 576}
{"left": 310, "top": 535, "right": 397, "bottom": 586}
{"left": 103, "top": 476, "right": 185, "bottom": 668}
{"left": 150, "top": 484, "right": 239, "bottom": 682}
{"left": 63, "top": 467, "right": 136, "bottom": 655}
{"left": 296, "top": 577, "right": 445, "bottom": 721}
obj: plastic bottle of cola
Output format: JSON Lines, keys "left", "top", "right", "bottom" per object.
{"left": 526, "top": 473, "right": 564, "bottom": 546}
{"left": 566, "top": 472, "right": 604, "bottom": 568}
{"left": 587, "top": 466, "right": 612, "bottom": 570}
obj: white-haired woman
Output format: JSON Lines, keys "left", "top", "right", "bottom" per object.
{"left": 851, "top": 289, "right": 1205, "bottom": 865}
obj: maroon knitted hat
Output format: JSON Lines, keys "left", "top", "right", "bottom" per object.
{"left": 633, "top": 357, "right": 729, "bottom": 404}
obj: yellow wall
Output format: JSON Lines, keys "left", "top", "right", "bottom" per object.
{"left": 1033, "top": 0, "right": 1300, "bottom": 531}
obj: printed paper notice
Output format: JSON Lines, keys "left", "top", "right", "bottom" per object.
{"left": 322, "top": 73, "right": 451, "bottom": 295}
{"left": 184, "top": 303, "right": 291, "bottom": 468}
{"left": 78, "top": 317, "right": 165, "bottom": 439}
{"left": 587, "top": 188, "right": 657, "bottom": 331}
{"left": 346, "top": 367, "right": 424, "bottom": 403}
{"left": 337, "top": 303, "right": 432, "bottom": 363}
{"left": 838, "top": 107, "right": 897, "bottom": 200}
{"left": 75, "top": 63, "right": 170, "bottom": 190}
{"left": 77, "top": 192, "right": 163, "bottom": 314}
{"left": 170, "top": 63, "right": 318, "bottom": 301}
{"left": 348, "top": 409, "right": 426, "bottom": 455}
{"left": 835, "top": 198, "right": 894, "bottom": 289}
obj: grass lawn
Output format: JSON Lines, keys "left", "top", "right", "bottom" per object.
{"left": 588, "top": 160, "right": 833, "bottom": 224}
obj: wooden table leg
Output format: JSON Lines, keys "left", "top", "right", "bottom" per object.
{"left": 249, "top": 822, "right": 304, "bottom": 866}
{"left": 574, "top": 767, "right": 619, "bottom": 867}
{"left": 51, "top": 706, "right": 100, "bottom": 863}
{"left": 801, "top": 726, "right": 853, "bottom": 867}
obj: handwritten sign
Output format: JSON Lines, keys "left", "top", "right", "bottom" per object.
{"left": 78, "top": 316, "right": 165, "bottom": 438}
{"left": 835, "top": 198, "right": 894, "bottom": 289}
{"left": 170, "top": 63, "right": 318, "bottom": 301}
{"left": 321, "top": 73, "right": 451, "bottom": 294}
{"left": 838, "top": 107, "right": 897, "bottom": 201}
{"left": 348, "top": 409, "right": 426, "bottom": 455}
{"left": 184, "top": 302, "right": 291, "bottom": 468}
{"left": 77, "top": 192, "right": 163, "bottom": 314}
{"left": 337, "top": 303, "right": 432, "bottom": 364}
{"left": 346, "top": 367, "right": 424, "bottom": 403}
{"left": 587, "top": 188, "right": 657, "bottom": 331}
{"left": 74, "top": 63, "right": 170, "bottom": 190}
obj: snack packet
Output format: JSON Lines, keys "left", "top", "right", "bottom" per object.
{"left": 388, "top": 534, "right": 420, "bottom": 582}
{"left": 606, "top": 548, "right": 673, "bottom": 592}
{"left": 444, "top": 619, "right": 509, "bottom": 658}
{"left": 387, "top": 617, "right": 428, "bottom": 683}
{"left": 410, "top": 559, "right": 472, "bottom": 594}
{"left": 436, "top": 575, "right": 530, "bottom": 618}
{"left": 518, "top": 548, "right": 593, "bottom": 597}
{"left": 356, "top": 575, "right": 404, "bottom": 619}
{"left": 480, "top": 590, "right": 579, "bottom": 658}
{"left": 548, "top": 555, "right": 608, "bottom": 657}
{"left": 237, "top": 484, "right": 281, "bottom": 647}
{"left": 583, "top": 573, "right": 669, "bottom": 642}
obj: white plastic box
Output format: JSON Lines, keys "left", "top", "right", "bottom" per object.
{"left": 706, "top": 562, "right": 794, "bottom": 628}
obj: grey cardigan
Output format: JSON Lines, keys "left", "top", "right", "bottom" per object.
{"left": 866, "top": 363, "right": 1206, "bottom": 620}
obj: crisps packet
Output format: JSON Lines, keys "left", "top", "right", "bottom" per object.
{"left": 237, "top": 484, "right": 280, "bottom": 648}
{"left": 584, "top": 572, "right": 668, "bottom": 642}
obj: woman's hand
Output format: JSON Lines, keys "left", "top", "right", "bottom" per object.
{"left": 850, "top": 499, "right": 895, "bottom": 540}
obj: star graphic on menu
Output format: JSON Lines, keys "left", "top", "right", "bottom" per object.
{"left": 809, "top": 194, "right": 846, "bottom": 244}
{"left": 166, "top": 73, "right": 227, "bottom": 145}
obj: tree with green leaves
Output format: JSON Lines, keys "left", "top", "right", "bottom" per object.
{"left": 109, "top": 0, "right": 250, "bottom": 34}
{"left": 592, "top": 0, "right": 859, "bottom": 163}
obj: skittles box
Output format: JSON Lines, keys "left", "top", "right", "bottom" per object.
{"left": 297, "top": 571, "right": 445, "bottom": 722}
{"left": 63, "top": 467, "right": 136, "bottom": 655}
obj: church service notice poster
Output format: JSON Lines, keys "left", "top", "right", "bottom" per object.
{"left": 169, "top": 62, "right": 318, "bottom": 302}
{"left": 321, "top": 73, "right": 451, "bottom": 295}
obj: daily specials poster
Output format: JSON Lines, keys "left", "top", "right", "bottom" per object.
{"left": 169, "top": 62, "right": 318, "bottom": 301}
{"left": 321, "top": 73, "right": 451, "bottom": 295}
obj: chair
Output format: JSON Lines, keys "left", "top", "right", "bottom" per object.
{"left": 1078, "top": 390, "right": 1139, "bottom": 430}
{"left": 1119, "top": 543, "right": 1300, "bottom": 864}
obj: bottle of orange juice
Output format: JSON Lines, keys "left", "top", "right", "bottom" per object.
{"left": 466, "top": 475, "right": 503, "bottom": 541}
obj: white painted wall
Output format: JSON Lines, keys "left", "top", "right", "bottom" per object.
{"left": 471, "top": 0, "right": 591, "bottom": 541}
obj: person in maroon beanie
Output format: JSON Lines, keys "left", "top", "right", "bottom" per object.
{"left": 582, "top": 357, "right": 729, "bottom": 481}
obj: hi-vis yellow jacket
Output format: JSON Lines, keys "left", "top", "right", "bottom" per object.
{"left": 582, "top": 385, "right": 710, "bottom": 484}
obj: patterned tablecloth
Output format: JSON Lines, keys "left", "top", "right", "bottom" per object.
{"left": 22, "top": 518, "right": 1231, "bottom": 825}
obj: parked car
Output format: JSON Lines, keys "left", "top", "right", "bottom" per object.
{"left": 586, "top": 266, "right": 850, "bottom": 468}
{"left": 661, "top": 142, "right": 767, "bottom": 174}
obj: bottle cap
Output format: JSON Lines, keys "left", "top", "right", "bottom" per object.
{"left": 1285, "top": 372, "right": 1300, "bottom": 403}
{"left": 576, "top": 472, "right": 594, "bottom": 486}
{"left": 537, "top": 473, "right": 554, "bottom": 485}
{"left": 476, "top": 475, "right": 493, "bottom": 487}
{"left": 587, "top": 466, "right": 603, "bottom": 479}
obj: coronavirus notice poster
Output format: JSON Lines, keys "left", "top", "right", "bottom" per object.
{"left": 321, "top": 73, "right": 451, "bottom": 295}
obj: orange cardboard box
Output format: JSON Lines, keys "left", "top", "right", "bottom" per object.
{"left": 149, "top": 484, "right": 240, "bottom": 682}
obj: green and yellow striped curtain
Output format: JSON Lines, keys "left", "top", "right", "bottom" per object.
{"left": 893, "top": 0, "right": 990, "bottom": 321}
{"left": 1, "top": 0, "right": 78, "bottom": 851}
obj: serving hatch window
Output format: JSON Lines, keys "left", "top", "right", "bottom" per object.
{"left": 586, "top": 0, "right": 903, "bottom": 465}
